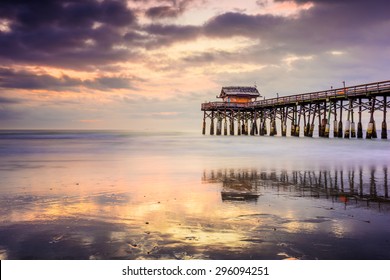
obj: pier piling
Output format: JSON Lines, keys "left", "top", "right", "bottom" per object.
{"left": 382, "top": 96, "right": 388, "bottom": 139}
{"left": 338, "top": 100, "right": 343, "bottom": 138}
{"left": 202, "top": 112, "right": 206, "bottom": 135}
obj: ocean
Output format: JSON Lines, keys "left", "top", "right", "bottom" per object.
{"left": 0, "top": 130, "right": 389, "bottom": 259}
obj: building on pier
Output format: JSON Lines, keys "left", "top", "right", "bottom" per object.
{"left": 218, "top": 86, "right": 261, "bottom": 103}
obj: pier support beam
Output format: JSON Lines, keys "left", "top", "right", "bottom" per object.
{"left": 262, "top": 117, "right": 267, "bottom": 136}
{"left": 250, "top": 113, "right": 255, "bottom": 136}
{"left": 270, "top": 111, "right": 277, "bottom": 136}
{"left": 245, "top": 115, "right": 249, "bottom": 135}
{"left": 237, "top": 111, "right": 241, "bottom": 135}
{"left": 357, "top": 98, "right": 363, "bottom": 138}
{"left": 303, "top": 106, "right": 309, "bottom": 137}
{"left": 202, "top": 111, "right": 206, "bottom": 135}
{"left": 338, "top": 100, "right": 343, "bottom": 138}
{"left": 254, "top": 112, "right": 259, "bottom": 135}
{"left": 382, "top": 96, "right": 388, "bottom": 139}
{"left": 291, "top": 106, "right": 296, "bottom": 136}
{"left": 259, "top": 113, "right": 264, "bottom": 136}
{"left": 210, "top": 111, "right": 214, "bottom": 135}
{"left": 324, "top": 101, "right": 331, "bottom": 138}
{"left": 333, "top": 102, "right": 338, "bottom": 138}
{"left": 224, "top": 115, "right": 228, "bottom": 136}
{"left": 366, "top": 97, "right": 377, "bottom": 139}
{"left": 216, "top": 113, "right": 222, "bottom": 135}
{"left": 229, "top": 112, "right": 234, "bottom": 135}
{"left": 295, "top": 106, "right": 302, "bottom": 137}
{"left": 351, "top": 103, "right": 356, "bottom": 138}
{"left": 344, "top": 99, "right": 352, "bottom": 139}
{"left": 282, "top": 108, "right": 287, "bottom": 137}
{"left": 309, "top": 105, "right": 316, "bottom": 137}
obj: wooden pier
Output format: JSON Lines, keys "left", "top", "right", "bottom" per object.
{"left": 201, "top": 80, "right": 390, "bottom": 139}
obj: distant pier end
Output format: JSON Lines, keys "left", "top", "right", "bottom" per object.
{"left": 201, "top": 80, "right": 390, "bottom": 139}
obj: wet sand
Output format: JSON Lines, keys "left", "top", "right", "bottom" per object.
{"left": 0, "top": 131, "right": 389, "bottom": 259}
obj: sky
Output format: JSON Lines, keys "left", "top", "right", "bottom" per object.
{"left": 0, "top": 0, "right": 389, "bottom": 131}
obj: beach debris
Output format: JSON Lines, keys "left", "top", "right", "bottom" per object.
{"left": 49, "top": 234, "right": 64, "bottom": 244}
{"left": 221, "top": 191, "right": 260, "bottom": 201}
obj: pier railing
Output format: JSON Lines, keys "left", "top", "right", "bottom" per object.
{"left": 202, "top": 80, "right": 390, "bottom": 110}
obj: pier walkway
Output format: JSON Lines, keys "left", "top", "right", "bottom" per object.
{"left": 201, "top": 80, "right": 390, "bottom": 139}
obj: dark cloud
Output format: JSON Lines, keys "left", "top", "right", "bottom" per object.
{"left": 146, "top": 6, "right": 180, "bottom": 19}
{"left": 182, "top": 51, "right": 233, "bottom": 64}
{"left": 145, "top": 0, "right": 195, "bottom": 19}
{"left": 0, "top": 0, "right": 389, "bottom": 88}
{"left": 0, "top": 0, "right": 136, "bottom": 69}
{"left": 0, "top": 67, "right": 81, "bottom": 90}
{"left": 0, "top": 96, "right": 21, "bottom": 104}
{"left": 204, "top": 12, "right": 283, "bottom": 38}
{"left": 143, "top": 24, "right": 200, "bottom": 47}
{"left": 0, "top": 67, "right": 137, "bottom": 91}
{"left": 86, "top": 76, "right": 138, "bottom": 90}
{"left": 202, "top": 0, "right": 390, "bottom": 58}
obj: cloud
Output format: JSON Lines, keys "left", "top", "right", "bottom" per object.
{"left": 145, "top": 0, "right": 195, "bottom": 19}
{"left": 146, "top": 6, "right": 180, "bottom": 19}
{"left": 204, "top": 12, "right": 283, "bottom": 38}
{"left": 0, "top": 0, "right": 137, "bottom": 69}
{"left": 0, "top": 96, "right": 21, "bottom": 104}
{"left": 0, "top": 67, "right": 138, "bottom": 91}
{"left": 143, "top": 23, "right": 201, "bottom": 47}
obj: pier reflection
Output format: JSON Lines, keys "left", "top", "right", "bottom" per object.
{"left": 203, "top": 166, "right": 390, "bottom": 210}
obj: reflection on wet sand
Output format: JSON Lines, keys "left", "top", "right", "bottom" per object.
{"left": 203, "top": 166, "right": 390, "bottom": 211}
{"left": 1, "top": 164, "right": 390, "bottom": 260}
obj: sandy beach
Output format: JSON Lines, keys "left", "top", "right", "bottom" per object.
{"left": 0, "top": 130, "right": 390, "bottom": 259}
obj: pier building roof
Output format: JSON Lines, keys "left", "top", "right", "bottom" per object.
{"left": 218, "top": 86, "right": 260, "bottom": 98}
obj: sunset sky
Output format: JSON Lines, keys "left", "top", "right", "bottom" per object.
{"left": 0, "top": 0, "right": 389, "bottom": 131}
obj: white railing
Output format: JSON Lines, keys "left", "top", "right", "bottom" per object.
{"left": 202, "top": 80, "right": 390, "bottom": 110}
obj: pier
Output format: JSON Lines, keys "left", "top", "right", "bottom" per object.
{"left": 201, "top": 80, "right": 390, "bottom": 139}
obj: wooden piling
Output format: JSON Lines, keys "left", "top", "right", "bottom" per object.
{"left": 338, "top": 100, "right": 343, "bottom": 138}
{"left": 295, "top": 106, "right": 302, "bottom": 137}
{"left": 262, "top": 117, "right": 267, "bottom": 136}
{"left": 216, "top": 113, "right": 222, "bottom": 135}
{"left": 318, "top": 103, "right": 323, "bottom": 137}
{"left": 210, "top": 111, "right": 214, "bottom": 135}
{"left": 351, "top": 103, "right": 356, "bottom": 138}
{"left": 259, "top": 112, "right": 264, "bottom": 136}
{"left": 357, "top": 98, "right": 363, "bottom": 138}
{"left": 309, "top": 104, "right": 316, "bottom": 137}
{"left": 224, "top": 114, "right": 228, "bottom": 135}
{"left": 366, "top": 97, "right": 377, "bottom": 139}
{"left": 344, "top": 99, "right": 352, "bottom": 139}
{"left": 291, "top": 106, "right": 296, "bottom": 136}
{"left": 245, "top": 114, "right": 249, "bottom": 135}
{"left": 230, "top": 112, "right": 234, "bottom": 135}
{"left": 237, "top": 111, "right": 241, "bottom": 135}
{"left": 324, "top": 101, "right": 331, "bottom": 138}
{"left": 333, "top": 102, "right": 338, "bottom": 138}
{"left": 382, "top": 96, "right": 387, "bottom": 139}
{"left": 202, "top": 111, "right": 206, "bottom": 135}
{"left": 281, "top": 108, "right": 287, "bottom": 137}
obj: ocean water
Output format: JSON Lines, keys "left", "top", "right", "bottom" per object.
{"left": 0, "top": 130, "right": 389, "bottom": 260}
